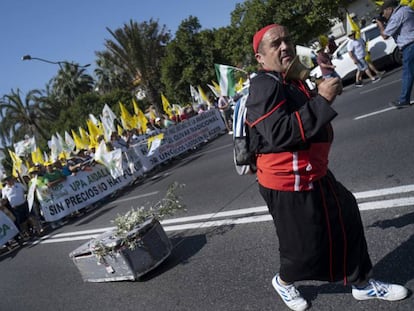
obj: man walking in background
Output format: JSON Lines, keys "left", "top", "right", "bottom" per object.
{"left": 347, "top": 31, "right": 381, "bottom": 87}
{"left": 377, "top": 0, "right": 414, "bottom": 108}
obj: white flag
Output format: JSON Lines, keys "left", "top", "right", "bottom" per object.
{"left": 103, "top": 149, "right": 124, "bottom": 179}
{"left": 27, "top": 176, "right": 37, "bottom": 213}
{"left": 13, "top": 136, "right": 36, "bottom": 157}
{"left": 48, "top": 135, "right": 62, "bottom": 162}
{"left": 100, "top": 115, "right": 115, "bottom": 142}
{"left": 94, "top": 141, "right": 123, "bottom": 179}
{"left": 190, "top": 85, "right": 201, "bottom": 106}
{"left": 89, "top": 114, "right": 99, "bottom": 125}
{"left": 147, "top": 133, "right": 164, "bottom": 156}
{"left": 64, "top": 131, "right": 76, "bottom": 153}
{"left": 94, "top": 140, "right": 107, "bottom": 164}
{"left": 102, "top": 104, "right": 117, "bottom": 126}
{"left": 207, "top": 84, "right": 220, "bottom": 98}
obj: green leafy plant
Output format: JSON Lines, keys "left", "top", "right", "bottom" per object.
{"left": 91, "top": 182, "right": 186, "bottom": 261}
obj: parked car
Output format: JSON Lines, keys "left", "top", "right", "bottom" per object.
{"left": 310, "top": 23, "right": 402, "bottom": 83}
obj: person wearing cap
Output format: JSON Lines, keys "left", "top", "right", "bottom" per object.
{"left": 246, "top": 24, "right": 407, "bottom": 311}
{"left": 315, "top": 42, "right": 340, "bottom": 79}
{"left": 154, "top": 117, "right": 165, "bottom": 130}
{"left": 347, "top": 31, "right": 381, "bottom": 87}
{"left": 377, "top": 0, "right": 414, "bottom": 108}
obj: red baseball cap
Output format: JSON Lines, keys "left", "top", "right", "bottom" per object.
{"left": 253, "top": 24, "right": 279, "bottom": 53}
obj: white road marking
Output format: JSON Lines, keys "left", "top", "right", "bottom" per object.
{"left": 359, "top": 79, "right": 401, "bottom": 95}
{"left": 33, "top": 184, "right": 414, "bottom": 245}
{"left": 109, "top": 191, "right": 159, "bottom": 204}
{"left": 353, "top": 184, "right": 414, "bottom": 199}
{"left": 358, "top": 197, "right": 414, "bottom": 211}
{"left": 353, "top": 78, "right": 405, "bottom": 120}
{"left": 354, "top": 107, "right": 394, "bottom": 120}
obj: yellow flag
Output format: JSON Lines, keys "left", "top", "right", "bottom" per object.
{"left": 347, "top": 13, "right": 361, "bottom": 39}
{"left": 147, "top": 133, "right": 164, "bottom": 149}
{"left": 133, "top": 99, "right": 148, "bottom": 133}
{"left": 131, "top": 115, "right": 141, "bottom": 133}
{"left": 119, "top": 101, "right": 136, "bottom": 130}
{"left": 212, "top": 80, "right": 221, "bottom": 95}
{"left": 79, "top": 127, "right": 91, "bottom": 148}
{"left": 8, "top": 149, "right": 23, "bottom": 177}
{"left": 197, "top": 86, "right": 211, "bottom": 107}
{"left": 117, "top": 124, "right": 124, "bottom": 136}
{"left": 400, "top": 0, "right": 414, "bottom": 8}
{"left": 235, "top": 77, "right": 244, "bottom": 93}
{"left": 31, "top": 147, "right": 44, "bottom": 165}
{"left": 87, "top": 119, "right": 101, "bottom": 147}
{"left": 71, "top": 129, "right": 87, "bottom": 151}
{"left": 161, "top": 94, "right": 173, "bottom": 118}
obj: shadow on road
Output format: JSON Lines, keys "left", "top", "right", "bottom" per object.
{"left": 138, "top": 234, "right": 207, "bottom": 281}
{"left": 369, "top": 211, "right": 414, "bottom": 285}
{"left": 292, "top": 211, "right": 414, "bottom": 303}
{"left": 370, "top": 211, "right": 414, "bottom": 229}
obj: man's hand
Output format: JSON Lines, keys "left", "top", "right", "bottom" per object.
{"left": 318, "top": 77, "right": 343, "bottom": 102}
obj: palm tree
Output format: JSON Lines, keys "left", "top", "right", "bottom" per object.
{"left": 98, "top": 19, "right": 171, "bottom": 114}
{"left": 52, "top": 62, "right": 94, "bottom": 107}
{"left": 94, "top": 52, "right": 130, "bottom": 94}
{"left": 36, "top": 81, "right": 62, "bottom": 121}
{"left": 0, "top": 88, "right": 50, "bottom": 142}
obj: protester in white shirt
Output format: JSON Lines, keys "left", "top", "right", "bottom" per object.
{"left": 1, "top": 176, "right": 30, "bottom": 236}
{"left": 347, "top": 31, "right": 381, "bottom": 87}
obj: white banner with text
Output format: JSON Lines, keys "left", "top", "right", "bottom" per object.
{"left": 0, "top": 211, "right": 19, "bottom": 247}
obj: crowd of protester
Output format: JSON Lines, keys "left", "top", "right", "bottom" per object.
{"left": 0, "top": 101, "right": 233, "bottom": 252}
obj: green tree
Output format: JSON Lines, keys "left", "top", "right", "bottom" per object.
{"left": 0, "top": 88, "right": 50, "bottom": 142}
{"left": 97, "top": 19, "right": 171, "bottom": 114}
{"left": 48, "top": 89, "right": 133, "bottom": 139}
{"left": 52, "top": 62, "right": 94, "bottom": 107}
{"left": 94, "top": 52, "right": 131, "bottom": 94}
{"left": 228, "top": 0, "right": 349, "bottom": 69}
{"left": 161, "top": 16, "right": 222, "bottom": 105}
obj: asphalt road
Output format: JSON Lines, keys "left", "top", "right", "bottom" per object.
{"left": 1, "top": 68, "right": 414, "bottom": 311}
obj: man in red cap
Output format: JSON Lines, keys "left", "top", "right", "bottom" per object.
{"left": 245, "top": 24, "right": 408, "bottom": 311}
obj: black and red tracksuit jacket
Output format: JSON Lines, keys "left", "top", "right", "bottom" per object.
{"left": 245, "top": 71, "right": 338, "bottom": 191}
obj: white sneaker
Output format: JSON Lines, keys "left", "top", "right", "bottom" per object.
{"left": 272, "top": 274, "right": 308, "bottom": 311}
{"left": 352, "top": 279, "right": 408, "bottom": 301}
{"left": 372, "top": 76, "right": 381, "bottom": 83}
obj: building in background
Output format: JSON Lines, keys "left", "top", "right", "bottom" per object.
{"left": 329, "top": 0, "right": 379, "bottom": 44}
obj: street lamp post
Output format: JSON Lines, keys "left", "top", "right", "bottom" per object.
{"left": 21, "top": 54, "right": 91, "bottom": 69}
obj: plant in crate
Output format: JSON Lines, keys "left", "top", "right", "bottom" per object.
{"left": 70, "top": 182, "right": 186, "bottom": 282}
{"left": 92, "top": 182, "right": 186, "bottom": 261}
